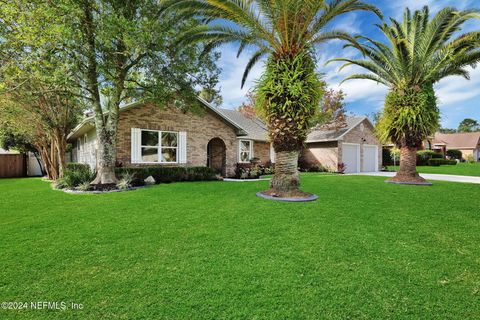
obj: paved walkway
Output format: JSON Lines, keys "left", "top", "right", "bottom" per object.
{"left": 349, "top": 171, "right": 480, "bottom": 184}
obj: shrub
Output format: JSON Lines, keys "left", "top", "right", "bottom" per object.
{"left": 417, "top": 150, "right": 443, "bottom": 165}
{"left": 61, "top": 163, "right": 95, "bottom": 189}
{"left": 427, "top": 159, "right": 457, "bottom": 166}
{"left": 466, "top": 154, "right": 475, "bottom": 163}
{"left": 78, "top": 181, "right": 92, "bottom": 192}
{"left": 234, "top": 163, "right": 274, "bottom": 179}
{"left": 446, "top": 149, "right": 462, "bottom": 160}
{"left": 115, "top": 166, "right": 217, "bottom": 183}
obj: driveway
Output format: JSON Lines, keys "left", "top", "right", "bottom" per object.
{"left": 349, "top": 172, "right": 480, "bottom": 184}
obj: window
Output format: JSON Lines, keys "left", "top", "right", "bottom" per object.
{"left": 239, "top": 140, "right": 253, "bottom": 163}
{"left": 140, "top": 130, "right": 178, "bottom": 163}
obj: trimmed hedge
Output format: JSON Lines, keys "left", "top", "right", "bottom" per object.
{"left": 115, "top": 166, "right": 217, "bottom": 183}
{"left": 417, "top": 150, "right": 444, "bottom": 165}
{"left": 427, "top": 159, "right": 457, "bottom": 166}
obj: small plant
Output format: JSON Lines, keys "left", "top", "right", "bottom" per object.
{"left": 466, "top": 154, "right": 475, "bottom": 163}
{"left": 116, "top": 178, "right": 131, "bottom": 191}
{"left": 337, "top": 162, "right": 346, "bottom": 174}
{"left": 77, "top": 181, "right": 91, "bottom": 192}
{"left": 53, "top": 178, "right": 66, "bottom": 189}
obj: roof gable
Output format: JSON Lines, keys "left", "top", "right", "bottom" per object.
{"left": 306, "top": 117, "right": 370, "bottom": 143}
{"left": 217, "top": 108, "right": 268, "bottom": 141}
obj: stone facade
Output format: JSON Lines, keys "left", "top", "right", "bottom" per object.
{"left": 115, "top": 103, "right": 239, "bottom": 176}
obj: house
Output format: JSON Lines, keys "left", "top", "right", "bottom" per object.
{"left": 67, "top": 98, "right": 274, "bottom": 177}
{"left": 301, "top": 117, "right": 382, "bottom": 173}
{"left": 67, "top": 99, "right": 382, "bottom": 176}
{"left": 426, "top": 132, "right": 480, "bottom": 161}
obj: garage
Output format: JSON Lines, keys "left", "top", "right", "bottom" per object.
{"left": 302, "top": 117, "right": 382, "bottom": 172}
{"left": 342, "top": 143, "right": 360, "bottom": 173}
{"left": 362, "top": 145, "right": 378, "bottom": 172}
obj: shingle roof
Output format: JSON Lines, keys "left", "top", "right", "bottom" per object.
{"left": 306, "top": 117, "right": 367, "bottom": 143}
{"left": 215, "top": 110, "right": 369, "bottom": 143}
{"left": 217, "top": 108, "right": 269, "bottom": 141}
{"left": 68, "top": 98, "right": 247, "bottom": 140}
{"left": 433, "top": 132, "right": 480, "bottom": 149}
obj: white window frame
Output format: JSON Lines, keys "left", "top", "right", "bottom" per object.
{"left": 139, "top": 129, "right": 179, "bottom": 164}
{"left": 238, "top": 139, "right": 253, "bottom": 163}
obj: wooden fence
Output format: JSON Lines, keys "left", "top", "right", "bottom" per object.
{"left": 0, "top": 154, "right": 26, "bottom": 178}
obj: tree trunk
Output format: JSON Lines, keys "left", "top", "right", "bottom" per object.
{"left": 91, "top": 127, "right": 117, "bottom": 185}
{"left": 387, "top": 146, "right": 430, "bottom": 185}
{"left": 269, "top": 150, "right": 300, "bottom": 194}
{"left": 53, "top": 131, "right": 66, "bottom": 178}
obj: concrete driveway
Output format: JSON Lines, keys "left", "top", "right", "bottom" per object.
{"left": 349, "top": 172, "right": 480, "bottom": 184}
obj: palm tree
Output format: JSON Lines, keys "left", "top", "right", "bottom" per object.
{"left": 330, "top": 6, "right": 480, "bottom": 185}
{"left": 164, "top": 0, "right": 381, "bottom": 197}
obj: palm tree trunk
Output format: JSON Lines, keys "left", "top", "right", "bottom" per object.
{"left": 270, "top": 150, "right": 300, "bottom": 193}
{"left": 387, "top": 146, "right": 430, "bottom": 185}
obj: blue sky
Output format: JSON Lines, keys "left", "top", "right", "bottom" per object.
{"left": 214, "top": 0, "right": 480, "bottom": 129}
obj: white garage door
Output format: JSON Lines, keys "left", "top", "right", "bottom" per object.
{"left": 342, "top": 143, "right": 360, "bottom": 173}
{"left": 362, "top": 145, "right": 378, "bottom": 172}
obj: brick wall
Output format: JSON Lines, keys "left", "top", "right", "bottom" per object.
{"left": 301, "top": 141, "right": 338, "bottom": 171}
{"left": 253, "top": 141, "right": 271, "bottom": 164}
{"left": 116, "top": 103, "right": 239, "bottom": 176}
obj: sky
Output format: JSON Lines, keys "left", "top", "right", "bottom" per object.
{"left": 214, "top": 0, "right": 480, "bottom": 129}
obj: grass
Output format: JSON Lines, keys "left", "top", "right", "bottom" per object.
{"left": 388, "top": 162, "right": 480, "bottom": 176}
{"left": 1, "top": 175, "right": 479, "bottom": 319}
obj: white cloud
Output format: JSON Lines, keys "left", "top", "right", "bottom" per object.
{"left": 216, "top": 45, "right": 265, "bottom": 109}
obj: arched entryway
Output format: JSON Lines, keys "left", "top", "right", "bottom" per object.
{"left": 207, "top": 138, "right": 226, "bottom": 176}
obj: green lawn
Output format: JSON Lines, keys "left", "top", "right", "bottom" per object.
{"left": 388, "top": 162, "right": 480, "bottom": 176}
{"left": 1, "top": 175, "right": 479, "bottom": 319}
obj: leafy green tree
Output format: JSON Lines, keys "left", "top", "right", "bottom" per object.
{"left": 330, "top": 6, "right": 480, "bottom": 184}
{"left": 439, "top": 127, "right": 457, "bottom": 133}
{"left": 2, "top": 0, "right": 221, "bottom": 184}
{"left": 166, "top": 0, "right": 381, "bottom": 197}
{"left": 458, "top": 118, "right": 479, "bottom": 132}
{"left": 0, "top": 1, "right": 84, "bottom": 178}
{"left": 70, "top": 0, "right": 221, "bottom": 184}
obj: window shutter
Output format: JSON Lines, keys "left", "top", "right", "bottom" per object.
{"left": 131, "top": 128, "right": 141, "bottom": 163}
{"left": 179, "top": 131, "right": 187, "bottom": 164}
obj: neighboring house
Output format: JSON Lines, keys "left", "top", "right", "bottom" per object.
{"left": 68, "top": 99, "right": 381, "bottom": 176}
{"left": 301, "top": 117, "right": 382, "bottom": 173}
{"left": 426, "top": 132, "right": 480, "bottom": 161}
{"left": 67, "top": 98, "right": 273, "bottom": 177}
